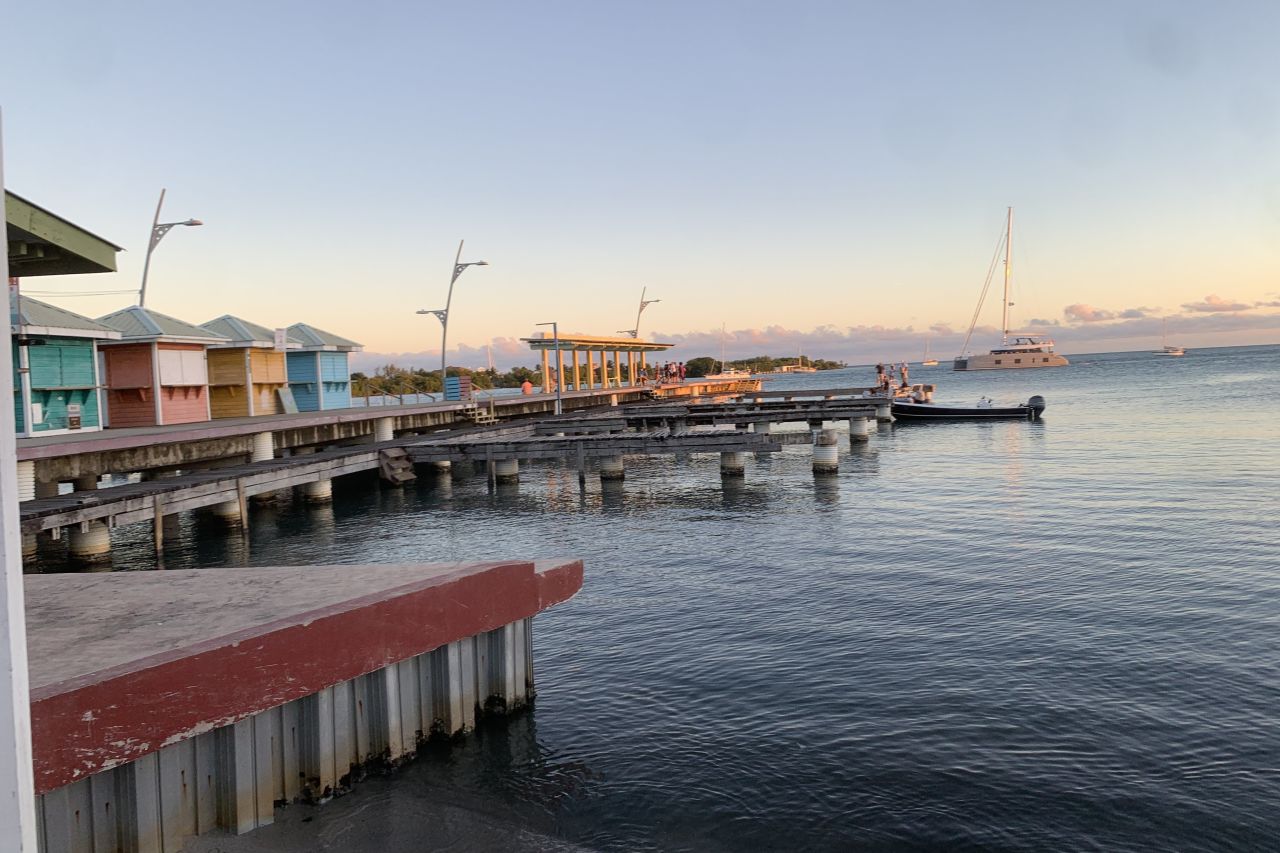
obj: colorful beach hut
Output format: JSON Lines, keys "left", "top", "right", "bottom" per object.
{"left": 12, "top": 296, "right": 120, "bottom": 436}
{"left": 96, "top": 306, "right": 228, "bottom": 427}
{"left": 199, "top": 315, "right": 299, "bottom": 418}
{"left": 285, "top": 323, "right": 362, "bottom": 411}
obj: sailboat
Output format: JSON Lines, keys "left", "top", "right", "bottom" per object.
{"left": 953, "top": 207, "right": 1069, "bottom": 371}
{"left": 921, "top": 338, "right": 939, "bottom": 367}
{"left": 704, "top": 324, "right": 750, "bottom": 379}
{"left": 1152, "top": 319, "right": 1186, "bottom": 356}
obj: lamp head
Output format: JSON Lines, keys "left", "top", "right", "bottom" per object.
{"left": 183, "top": 219, "right": 203, "bottom": 227}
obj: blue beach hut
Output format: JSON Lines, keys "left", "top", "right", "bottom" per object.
{"left": 285, "top": 323, "right": 362, "bottom": 411}
{"left": 12, "top": 296, "right": 121, "bottom": 436}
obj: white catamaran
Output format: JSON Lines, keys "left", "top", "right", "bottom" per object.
{"left": 953, "top": 207, "right": 1069, "bottom": 371}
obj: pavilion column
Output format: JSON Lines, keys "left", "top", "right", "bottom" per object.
{"left": 627, "top": 352, "right": 636, "bottom": 386}
{"left": 585, "top": 351, "right": 595, "bottom": 390}
{"left": 599, "top": 351, "right": 608, "bottom": 388}
{"left": 541, "top": 350, "right": 551, "bottom": 393}
{"left": 556, "top": 349, "right": 565, "bottom": 393}
{"left": 613, "top": 351, "right": 622, "bottom": 387}
{"left": 572, "top": 350, "right": 581, "bottom": 391}
{"left": 639, "top": 352, "right": 647, "bottom": 379}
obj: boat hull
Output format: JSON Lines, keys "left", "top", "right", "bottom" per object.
{"left": 891, "top": 401, "right": 1041, "bottom": 420}
{"left": 953, "top": 352, "right": 1069, "bottom": 371}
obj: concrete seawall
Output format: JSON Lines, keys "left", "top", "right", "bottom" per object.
{"left": 28, "top": 560, "right": 583, "bottom": 852}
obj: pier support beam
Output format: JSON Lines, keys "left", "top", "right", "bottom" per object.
{"left": 493, "top": 459, "right": 519, "bottom": 483}
{"left": 754, "top": 421, "right": 772, "bottom": 436}
{"left": 373, "top": 418, "right": 394, "bottom": 443}
{"left": 302, "top": 479, "right": 333, "bottom": 503}
{"left": 598, "top": 456, "right": 624, "bottom": 482}
{"left": 849, "top": 417, "right": 871, "bottom": 442}
{"left": 720, "top": 451, "right": 746, "bottom": 476}
{"left": 812, "top": 429, "right": 839, "bottom": 476}
{"left": 875, "top": 403, "right": 893, "bottom": 424}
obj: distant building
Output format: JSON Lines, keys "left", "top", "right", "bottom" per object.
{"left": 12, "top": 297, "right": 120, "bottom": 436}
{"left": 285, "top": 323, "right": 362, "bottom": 411}
{"left": 96, "top": 307, "right": 228, "bottom": 427}
{"left": 200, "top": 315, "right": 301, "bottom": 418}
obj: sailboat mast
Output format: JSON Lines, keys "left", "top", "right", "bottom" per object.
{"left": 1002, "top": 206, "right": 1013, "bottom": 345}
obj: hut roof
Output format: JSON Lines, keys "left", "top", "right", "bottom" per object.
{"left": 286, "top": 322, "right": 362, "bottom": 352}
{"left": 14, "top": 296, "right": 120, "bottom": 340}
{"left": 97, "top": 306, "right": 229, "bottom": 344}
{"left": 200, "top": 315, "right": 303, "bottom": 349}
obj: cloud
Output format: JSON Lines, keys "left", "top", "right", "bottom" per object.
{"left": 1181, "top": 294, "right": 1252, "bottom": 313}
{"left": 1063, "top": 304, "right": 1153, "bottom": 323}
{"left": 1255, "top": 300, "right": 1280, "bottom": 308}
{"left": 1064, "top": 304, "right": 1117, "bottom": 322}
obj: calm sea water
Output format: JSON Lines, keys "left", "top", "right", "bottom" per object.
{"left": 72, "top": 346, "right": 1280, "bottom": 851}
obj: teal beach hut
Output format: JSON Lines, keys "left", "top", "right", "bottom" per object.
{"left": 12, "top": 296, "right": 121, "bottom": 436}
{"left": 285, "top": 323, "right": 362, "bottom": 411}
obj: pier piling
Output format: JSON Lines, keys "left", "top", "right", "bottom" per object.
{"left": 599, "top": 456, "right": 625, "bottom": 481}
{"left": 812, "top": 429, "right": 840, "bottom": 475}
{"left": 720, "top": 451, "right": 747, "bottom": 476}
{"left": 849, "top": 417, "right": 872, "bottom": 442}
{"left": 875, "top": 403, "right": 893, "bottom": 423}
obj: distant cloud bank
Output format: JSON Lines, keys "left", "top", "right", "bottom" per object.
{"left": 354, "top": 297, "right": 1280, "bottom": 372}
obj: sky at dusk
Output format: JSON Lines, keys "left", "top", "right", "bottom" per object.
{"left": 2, "top": 1, "right": 1278, "bottom": 369}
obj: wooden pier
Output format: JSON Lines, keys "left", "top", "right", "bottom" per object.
{"left": 18, "top": 388, "right": 888, "bottom": 561}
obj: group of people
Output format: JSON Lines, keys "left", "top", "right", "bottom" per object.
{"left": 874, "top": 361, "right": 911, "bottom": 393}
{"left": 647, "top": 361, "right": 686, "bottom": 385}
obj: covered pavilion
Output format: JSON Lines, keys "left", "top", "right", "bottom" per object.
{"left": 521, "top": 332, "right": 674, "bottom": 393}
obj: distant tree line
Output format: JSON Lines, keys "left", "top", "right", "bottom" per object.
{"left": 683, "top": 354, "right": 846, "bottom": 377}
{"left": 350, "top": 364, "right": 542, "bottom": 398}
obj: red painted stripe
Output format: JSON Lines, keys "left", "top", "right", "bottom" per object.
{"left": 30, "top": 559, "right": 582, "bottom": 793}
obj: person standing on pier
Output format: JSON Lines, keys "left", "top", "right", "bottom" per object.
{"left": 900, "top": 361, "right": 910, "bottom": 386}
{"left": 875, "top": 363, "right": 886, "bottom": 391}
{"left": 521, "top": 378, "right": 534, "bottom": 395}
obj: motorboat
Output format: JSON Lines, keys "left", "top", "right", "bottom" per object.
{"left": 891, "top": 395, "right": 1046, "bottom": 421}
{"left": 953, "top": 208, "right": 1069, "bottom": 371}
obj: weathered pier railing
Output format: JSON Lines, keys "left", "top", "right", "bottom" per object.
{"left": 29, "top": 559, "right": 583, "bottom": 853}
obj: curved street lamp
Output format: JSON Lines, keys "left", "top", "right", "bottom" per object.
{"left": 417, "top": 239, "right": 487, "bottom": 399}
{"left": 622, "top": 286, "right": 660, "bottom": 338}
{"left": 139, "top": 188, "right": 202, "bottom": 307}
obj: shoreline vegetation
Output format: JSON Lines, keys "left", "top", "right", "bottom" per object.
{"left": 351, "top": 354, "right": 847, "bottom": 397}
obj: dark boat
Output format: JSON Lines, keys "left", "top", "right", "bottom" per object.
{"left": 892, "top": 395, "right": 1046, "bottom": 421}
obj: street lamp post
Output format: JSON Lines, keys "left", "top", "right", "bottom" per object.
{"left": 417, "top": 239, "right": 488, "bottom": 400}
{"left": 535, "top": 322, "right": 562, "bottom": 415}
{"left": 139, "top": 188, "right": 203, "bottom": 307}
{"left": 619, "top": 286, "right": 660, "bottom": 338}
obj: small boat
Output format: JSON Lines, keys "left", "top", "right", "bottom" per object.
{"left": 892, "top": 395, "right": 1046, "bottom": 421}
{"left": 703, "top": 323, "right": 750, "bottom": 379}
{"left": 953, "top": 208, "right": 1069, "bottom": 371}
{"left": 1152, "top": 320, "right": 1186, "bottom": 356}
{"left": 921, "top": 338, "right": 938, "bottom": 367}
